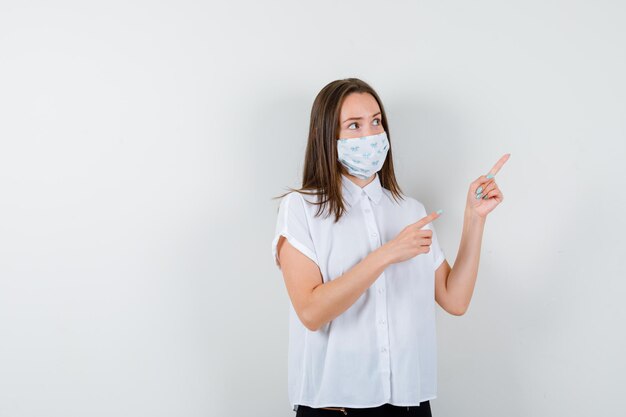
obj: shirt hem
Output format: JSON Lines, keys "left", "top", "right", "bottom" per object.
{"left": 292, "top": 395, "right": 436, "bottom": 410}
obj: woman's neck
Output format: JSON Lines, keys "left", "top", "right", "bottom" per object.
{"left": 342, "top": 171, "right": 376, "bottom": 189}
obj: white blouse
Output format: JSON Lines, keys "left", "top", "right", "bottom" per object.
{"left": 271, "top": 172, "right": 446, "bottom": 411}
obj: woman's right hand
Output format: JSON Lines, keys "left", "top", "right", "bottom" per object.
{"left": 378, "top": 210, "right": 443, "bottom": 265}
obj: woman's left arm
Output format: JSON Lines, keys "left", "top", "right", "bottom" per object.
{"left": 434, "top": 153, "right": 510, "bottom": 316}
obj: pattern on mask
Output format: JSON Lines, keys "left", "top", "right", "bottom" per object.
{"left": 337, "top": 132, "right": 389, "bottom": 178}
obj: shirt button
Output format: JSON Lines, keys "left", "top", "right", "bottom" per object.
{"left": 371, "top": 232, "right": 377, "bottom": 237}
{"left": 379, "top": 319, "right": 386, "bottom": 325}
{"left": 378, "top": 288, "right": 384, "bottom": 294}
{"left": 381, "top": 347, "right": 387, "bottom": 353}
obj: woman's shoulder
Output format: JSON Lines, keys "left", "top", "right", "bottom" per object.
{"left": 381, "top": 190, "right": 432, "bottom": 222}
{"left": 277, "top": 190, "right": 321, "bottom": 214}
{"left": 382, "top": 189, "right": 426, "bottom": 210}
{"left": 406, "top": 195, "right": 427, "bottom": 212}
{"left": 279, "top": 189, "right": 320, "bottom": 203}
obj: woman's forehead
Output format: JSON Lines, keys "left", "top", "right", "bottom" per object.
{"left": 340, "top": 92, "right": 380, "bottom": 119}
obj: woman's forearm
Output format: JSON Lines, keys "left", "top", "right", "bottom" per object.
{"left": 446, "top": 208, "right": 486, "bottom": 314}
{"left": 304, "top": 248, "right": 391, "bottom": 332}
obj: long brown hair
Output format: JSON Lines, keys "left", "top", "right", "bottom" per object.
{"left": 273, "top": 78, "right": 405, "bottom": 223}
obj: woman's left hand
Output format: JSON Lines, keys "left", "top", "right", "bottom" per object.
{"left": 466, "top": 153, "right": 510, "bottom": 218}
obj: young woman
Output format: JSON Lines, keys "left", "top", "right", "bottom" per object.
{"left": 271, "top": 78, "right": 509, "bottom": 416}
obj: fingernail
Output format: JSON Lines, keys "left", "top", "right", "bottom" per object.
{"left": 482, "top": 194, "right": 488, "bottom": 199}
{"left": 436, "top": 209, "right": 444, "bottom": 215}
{"left": 476, "top": 193, "right": 483, "bottom": 199}
{"left": 476, "top": 186, "right": 483, "bottom": 194}
{"left": 486, "top": 173, "right": 494, "bottom": 179}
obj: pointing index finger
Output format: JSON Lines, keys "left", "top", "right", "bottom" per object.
{"left": 413, "top": 209, "right": 443, "bottom": 229}
{"left": 486, "top": 153, "right": 511, "bottom": 177}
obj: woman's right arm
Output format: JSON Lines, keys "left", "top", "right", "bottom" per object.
{"left": 277, "top": 236, "right": 390, "bottom": 331}
{"left": 276, "top": 211, "right": 440, "bottom": 331}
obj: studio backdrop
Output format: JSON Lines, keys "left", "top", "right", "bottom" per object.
{"left": 0, "top": 1, "right": 624, "bottom": 416}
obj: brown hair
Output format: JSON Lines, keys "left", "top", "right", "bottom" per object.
{"left": 273, "top": 77, "right": 405, "bottom": 223}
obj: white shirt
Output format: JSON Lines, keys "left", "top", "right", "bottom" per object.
{"left": 271, "top": 172, "right": 446, "bottom": 410}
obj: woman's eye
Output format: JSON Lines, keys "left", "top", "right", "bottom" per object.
{"left": 348, "top": 118, "right": 380, "bottom": 129}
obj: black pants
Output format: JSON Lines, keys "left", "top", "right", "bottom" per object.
{"left": 295, "top": 401, "right": 432, "bottom": 417}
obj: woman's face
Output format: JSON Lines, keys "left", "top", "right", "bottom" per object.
{"left": 337, "top": 92, "right": 384, "bottom": 140}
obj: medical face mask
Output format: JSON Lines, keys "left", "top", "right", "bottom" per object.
{"left": 337, "top": 131, "right": 389, "bottom": 179}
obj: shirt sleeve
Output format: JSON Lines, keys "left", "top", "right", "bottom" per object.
{"left": 271, "top": 191, "right": 319, "bottom": 271}
{"left": 428, "top": 221, "right": 446, "bottom": 270}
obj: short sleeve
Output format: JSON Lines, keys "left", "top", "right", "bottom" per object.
{"left": 413, "top": 198, "right": 446, "bottom": 270}
{"left": 271, "top": 192, "right": 319, "bottom": 271}
{"left": 428, "top": 221, "right": 446, "bottom": 270}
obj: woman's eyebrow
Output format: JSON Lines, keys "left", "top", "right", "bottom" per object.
{"left": 342, "top": 111, "right": 381, "bottom": 123}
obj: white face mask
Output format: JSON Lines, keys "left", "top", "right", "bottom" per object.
{"left": 337, "top": 131, "right": 389, "bottom": 179}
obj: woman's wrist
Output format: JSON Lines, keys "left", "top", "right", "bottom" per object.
{"left": 465, "top": 206, "right": 487, "bottom": 224}
{"left": 463, "top": 207, "right": 487, "bottom": 237}
{"left": 370, "top": 244, "right": 394, "bottom": 269}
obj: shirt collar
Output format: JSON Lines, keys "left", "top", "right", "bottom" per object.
{"left": 341, "top": 172, "right": 383, "bottom": 207}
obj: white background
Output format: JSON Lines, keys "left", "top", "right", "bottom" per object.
{"left": 1, "top": 1, "right": 625, "bottom": 416}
